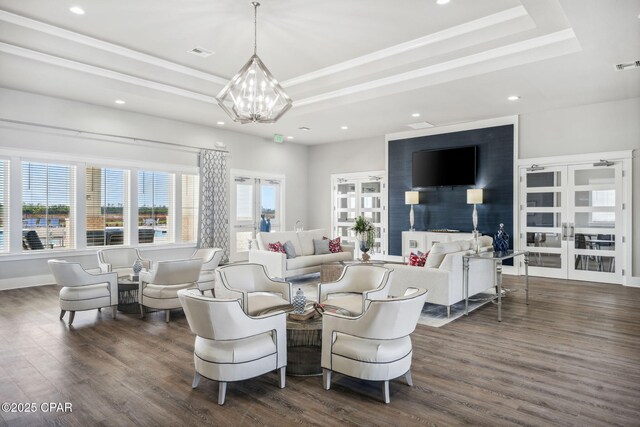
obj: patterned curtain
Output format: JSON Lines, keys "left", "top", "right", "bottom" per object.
{"left": 198, "top": 149, "right": 229, "bottom": 263}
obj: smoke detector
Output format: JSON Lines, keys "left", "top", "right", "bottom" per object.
{"left": 615, "top": 60, "right": 640, "bottom": 71}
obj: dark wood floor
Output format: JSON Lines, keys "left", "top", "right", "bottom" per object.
{"left": 1, "top": 276, "right": 639, "bottom": 426}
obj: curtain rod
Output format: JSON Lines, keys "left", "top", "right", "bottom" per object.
{"left": 0, "top": 118, "right": 229, "bottom": 154}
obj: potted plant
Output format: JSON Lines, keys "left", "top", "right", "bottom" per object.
{"left": 351, "top": 216, "right": 376, "bottom": 262}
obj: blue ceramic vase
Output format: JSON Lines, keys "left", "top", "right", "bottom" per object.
{"left": 292, "top": 288, "right": 306, "bottom": 314}
{"left": 493, "top": 223, "right": 510, "bottom": 253}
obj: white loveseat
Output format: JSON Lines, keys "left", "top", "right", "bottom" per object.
{"left": 385, "top": 236, "right": 496, "bottom": 317}
{"left": 249, "top": 229, "right": 354, "bottom": 279}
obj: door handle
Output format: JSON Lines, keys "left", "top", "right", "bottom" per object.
{"left": 569, "top": 223, "right": 575, "bottom": 240}
{"left": 561, "top": 222, "right": 568, "bottom": 240}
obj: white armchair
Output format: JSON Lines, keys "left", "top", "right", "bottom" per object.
{"left": 322, "top": 288, "right": 428, "bottom": 403}
{"left": 318, "top": 264, "right": 394, "bottom": 315}
{"left": 48, "top": 259, "right": 118, "bottom": 326}
{"left": 97, "top": 248, "right": 149, "bottom": 276}
{"left": 214, "top": 263, "right": 292, "bottom": 316}
{"left": 191, "top": 247, "right": 223, "bottom": 295}
{"left": 139, "top": 259, "right": 202, "bottom": 322}
{"left": 178, "top": 289, "right": 287, "bottom": 405}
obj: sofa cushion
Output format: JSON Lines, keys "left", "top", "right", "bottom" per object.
{"left": 297, "top": 229, "right": 327, "bottom": 256}
{"left": 258, "top": 231, "right": 301, "bottom": 254}
{"left": 313, "top": 238, "right": 331, "bottom": 255}
{"left": 425, "top": 240, "right": 468, "bottom": 268}
{"left": 321, "top": 251, "right": 353, "bottom": 263}
{"left": 283, "top": 240, "right": 297, "bottom": 259}
{"left": 287, "top": 255, "right": 321, "bottom": 271}
{"left": 408, "top": 251, "right": 428, "bottom": 267}
{"left": 268, "top": 241, "right": 286, "bottom": 253}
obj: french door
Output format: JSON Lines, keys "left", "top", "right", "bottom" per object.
{"left": 520, "top": 161, "right": 624, "bottom": 284}
{"left": 230, "top": 172, "right": 282, "bottom": 262}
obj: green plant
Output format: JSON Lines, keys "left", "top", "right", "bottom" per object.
{"left": 351, "top": 216, "right": 376, "bottom": 249}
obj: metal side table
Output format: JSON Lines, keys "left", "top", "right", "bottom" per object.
{"left": 462, "top": 250, "right": 529, "bottom": 322}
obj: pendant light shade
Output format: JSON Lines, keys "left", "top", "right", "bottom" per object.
{"left": 216, "top": 2, "right": 292, "bottom": 124}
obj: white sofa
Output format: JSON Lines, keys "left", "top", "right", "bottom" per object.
{"left": 249, "top": 229, "right": 354, "bottom": 279}
{"left": 385, "top": 236, "right": 496, "bottom": 317}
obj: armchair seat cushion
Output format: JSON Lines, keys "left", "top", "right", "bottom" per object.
{"left": 195, "top": 333, "right": 276, "bottom": 364}
{"left": 143, "top": 282, "right": 195, "bottom": 299}
{"left": 59, "top": 283, "right": 110, "bottom": 301}
{"left": 332, "top": 333, "right": 412, "bottom": 364}
{"left": 325, "top": 294, "right": 365, "bottom": 315}
{"left": 247, "top": 294, "right": 291, "bottom": 315}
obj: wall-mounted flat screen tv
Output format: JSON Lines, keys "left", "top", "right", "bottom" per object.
{"left": 412, "top": 146, "right": 476, "bottom": 187}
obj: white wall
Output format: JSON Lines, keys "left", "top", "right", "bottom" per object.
{"left": 307, "top": 135, "right": 386, "bottom": 232}
{"left": 0, "top": 89, "right": 309, "bottom": 289}
{"left": 307, "top": 98, "right": 640, "bottom": 279}
{"left": 519, "top": 97, "right": 640, "bottom": 277}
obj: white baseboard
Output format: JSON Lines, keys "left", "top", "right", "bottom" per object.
{"left": 0, "top": 274, "right": 55, "bottom": 291}
{"left": 625, "top": 276, "right": 640, "bottom": 287}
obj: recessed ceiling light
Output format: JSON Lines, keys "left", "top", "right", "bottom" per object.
{"left": 340, "top": 126, "right": 349, "bottom": 130}
{"left": 114, "top": 99, "right": 126, "bottom": 105}
{"left": 287, "top": 136, "right": 294, "bottom": 140}
{"left": 189, "top": 47, "right": 214, "bottom": 58}
{"left": 69, "top": 6, "right": 85, "bottom": 15}
{"left": 411, "top": 113, "right": 421, "bottom": 118}
{"left": 436, "top": 0, "right": 450, "bottom": 5}
{"left": 507, "top": 95, "right": 520, "bottom": 101}
{"left": 216, "top": 121, "right": 225, "bottom": 125}
{"left": 299, "top": 126, "right": 311, "bottom": 131}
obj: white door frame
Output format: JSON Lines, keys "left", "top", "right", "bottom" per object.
{"left": 229, "top": 169, "right": 285, "bottom": 262}
{"left": 518, "top": 150, "right": 633, "bottom": 285}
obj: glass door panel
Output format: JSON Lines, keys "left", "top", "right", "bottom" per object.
{"left": 520, "top": 166, "right": 566, "bottom": 277}
{"left": 567, "top": 163, "right": 622, "bottom": 283}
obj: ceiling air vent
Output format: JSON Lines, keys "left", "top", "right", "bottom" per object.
{"left": 407, "top": 121, "right": 435, "bottom": 130}
{"left": 615, "top": 60, "right": 640, "bottom": 71}
{"left": 189, "top": 47, "right": 214, "bottom": 58}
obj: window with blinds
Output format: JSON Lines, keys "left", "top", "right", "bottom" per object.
{"left": 0, "top": 160, "right": 8, "bottom": 253}
{"left": 86, "top": 167, "right": 128, "bottom": 246}
{"left": 22, "top": 161, "right": 75, "bottom": 250}
{"left": 138, "top": 171, "right": 173, "bottom": 244}
{"left": 181, "top": 174, "right": 199, "bottom": 243}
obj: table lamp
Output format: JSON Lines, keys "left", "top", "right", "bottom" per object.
{"left": 405, "top": 191, "right": 419, "bottom": 231}
{"left": 467, "top": 189, "right": 483, "bottom": 232}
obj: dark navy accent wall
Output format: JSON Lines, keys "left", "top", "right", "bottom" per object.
{"left": 388, "top": 125, "right": 514, "bottom": 257}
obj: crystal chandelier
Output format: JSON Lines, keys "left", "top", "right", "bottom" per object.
{"left": 216, "top": 2, "right": 292, "bottom": 124}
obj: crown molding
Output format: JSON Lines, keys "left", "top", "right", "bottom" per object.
{"left": 283, "top": 6, "right": 529, "bottom": 87}
{"left": 0, "top": 9, "right": 228, "bottom": 86}
{"left": 0, "top": 42, "right": 217, "bottom": 104}
{"left": 295, "top": 29, "right": 579, "bottom": 107}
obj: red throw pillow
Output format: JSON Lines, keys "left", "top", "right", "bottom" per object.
{"left": 323, "top": 236, "right": 342, "bottom": 253}
{"left": 268, "top": 241, "right": 286, "bottom": 253}
{"left": 408, "top": 251, "right": 428, "bottom": 267}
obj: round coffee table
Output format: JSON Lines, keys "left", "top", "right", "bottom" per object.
{"left": 116, "top": 275, "right": 139, "bottom": 314}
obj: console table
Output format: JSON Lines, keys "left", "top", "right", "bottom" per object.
{"left": 402, "top": 231, "right": 474, "bottom": 261}
{"left": 462, "top": 250, "right": 529, "bottom": 322}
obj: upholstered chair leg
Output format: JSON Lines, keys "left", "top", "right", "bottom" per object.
{"left": 323, "top": 369, "right": 332, "bottom": 390}
{"left": 192, "top": 371, "right": 201, "bottom": 389}
{"left": 383, "top": 380, "right": 390, "bottom": 404}
{"left": 68, "top": 311, "right": 76, "bottom": 326}
{"left": 139, "top": 305, "right": 145, "bottom": 319}
{"left": 111, "top": 306, "right": 117, "bottom": 319}
{"left": 165, "top": 310, "right": 171, "bottom": 323}
{"left": 405, "top": 370, "right": 413, "bottom": 386}
{"left": 218, "top": 382, "right": 227, "bottom": 405}
{"left": 446, "top": 306, "right": 451, "bottom": 318}
{"left": 59, "top": 310, "right": 66, "bottom": 320}
{"left": 97, "top": 307, "right": 101, "bottom": 312}
{"left": 279, "top": 367, "right": 286, "bottom": 388}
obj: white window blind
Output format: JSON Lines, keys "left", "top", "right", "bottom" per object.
{"left": 0, "top": 160, "right": 8, "bottom": 253}
{"left": 86, "top": 167, "right": 128, "bottom": 246}
{"left": 22, "top": 161, "right": 75, "bottom": 250}
{"left": 138, "top": 171, "right": 173, "bottom": 244}
{"left": 181, "top": 174, "right": 199, "bottom": 243}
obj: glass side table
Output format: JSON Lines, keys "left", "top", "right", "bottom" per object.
{"left": 462, "top": 250, "right": 529, "bottom": 322}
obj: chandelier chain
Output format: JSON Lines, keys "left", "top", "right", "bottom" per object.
{"left": 252, "top": 2, "right": 259, "bottom": 55}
